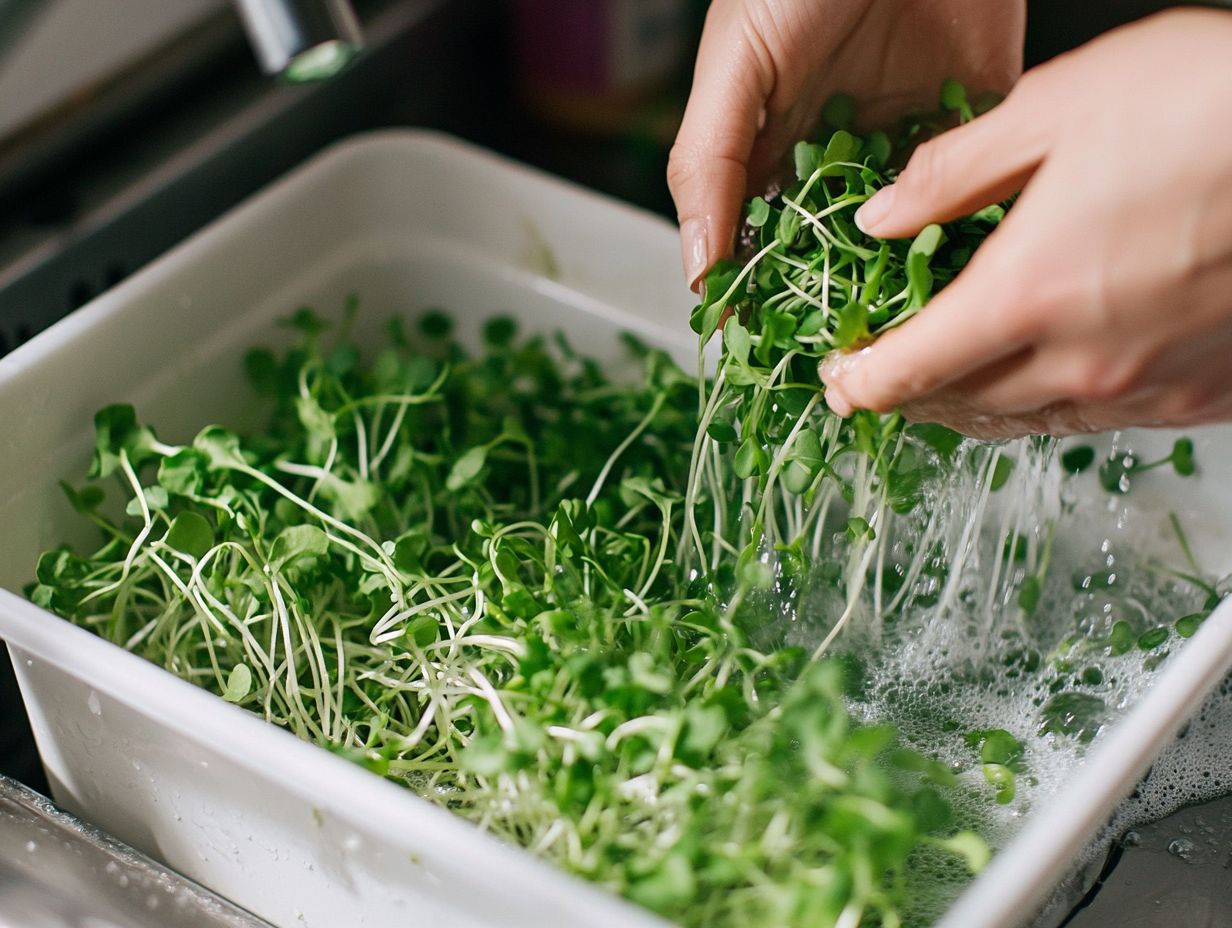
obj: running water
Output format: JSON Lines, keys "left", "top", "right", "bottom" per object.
{"left": 744, "top": 429, "right": 1225, "bottom": 922}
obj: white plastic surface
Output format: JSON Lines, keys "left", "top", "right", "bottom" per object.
{"left": 0, "top": 131, "right": 1230, "bottom": 928}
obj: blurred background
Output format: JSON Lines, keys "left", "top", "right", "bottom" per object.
{"left": 0, "top": 1, "right": 1228, "bottom": 924}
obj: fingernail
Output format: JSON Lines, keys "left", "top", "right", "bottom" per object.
{"left": 824, "top": 383, "right": 853, "bottom": 418}
{"left": 854, "top": 185, "right": 896, "bottom": 235}
{"left": 680, "top": 217, "right": 709, "bottom": 292}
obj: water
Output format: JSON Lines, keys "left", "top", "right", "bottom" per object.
{"left": 770, "top": 434, "right": 1226, "bottom": 921}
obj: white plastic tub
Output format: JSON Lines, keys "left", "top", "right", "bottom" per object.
{"left": 1, "top": 131, "right": 1230, "bottom": 928}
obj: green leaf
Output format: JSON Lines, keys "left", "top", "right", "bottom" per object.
{"left": 968, "top": 728, "right": 1024, "bottom": 770}
{"left": 935, "top": 831, "right": 991, "bottom": 873}
{"left": 797, "top": 308, "right": 825, "bottom": 337}
{"left": 733, "top": 438, "right": 767, "bottom": 479}
{"left": 405, "top": 614, "right": 438, "bottom": 648}
{"left": 990, "top": 455, "right": 1014, "bottom": 491}
{"left": 846, "top": 516, "right": 874, "bottom": 541}
{"left": 792, "top": 429, "right": 823, "bottom": 466}
{"left": 281, "top": 307, "right": 327, "bottom": 337}
{"left": 447, "top": 446, "right": 488, "bottom": 491}
{"left": 483, "top": 316, "right": 518, "bottom": 347}
{"left": 722, "top": 319, "right": 751, "bottom": 364}
{"left": 627, "top": 851, "right": 697, "bottom": 913}
{"left": 793, "top": 141, "right": 823, "bottom": 180}
{"left": 1175, "top": 612, "right": 1207, "bottom": 638}
{"left": 739, "top": 559, "right": 774, "bottom": 591}
{"left": 269, "top": 524, "right": 330, "bottom": 569}
{"left": 1098, "top": 453, "right": 1137, "bottom": 494}
{"left": 419, "top": 310, "right": 452, "bottom": 338}
{"left": 1039, "top": 692, "right": 1105, "bottom": 743}
{"left": 166, "top": 511, "right": 215, "bottom": 560}
{"left": 833, "top": 299, "right": 870, "bottom": 350}
{"left": 318, "top": 476, "right": 380, "bottom": 522}
{"left": 1171, "top": 437, "right": 1196, "bottom": 476}
{"left": 782, "top": 459, "right": 814, "bottom": 494}
{"left": 393, "top": 532, "right": 429, "bottom": 573}
{"left": 981, "top": 763, "right": 1016, "bottom": 804}
{"left": 60, "top": 482, "right": 104, "bottom": 515}
{"left": 158, "top": 450, "right": 208, "bottom": 496}
{"left": 910, "top": 423, "right": 964, "bottom": 460}
{"left": 222, "top": 664, "right": 253, "bottom": 703}
{"left": 705, "top": 419, "right": 738, "bottom": 444}
{"left": 862, "top": 130, "right": 891, "bottom": 169}
{"left": 939, "top": 79, "right": 974, "bottom": 121}
{"left": 690, "top": 260, "right": 740, "bottom": 341}
{"left": 970, "top": 204, "right": 1006, "bottom": 225}
{"left": 820, "top": 130, "right": 858, "bottom": 175}
{"left": 628, "top": 653, "right": 673, "bottom": 694}
{"left": 296, "top": 395, "right": 336, "bottom": 448}
{"left": 746, "top": 196, "right": 771, "bottom": 228}
{"left": 776, "top": 206, "right": 802, "bottom": 246}
{"left": 906, "top": 224, "right": 945, "bottom": 307}
{"left": 125, "top": 486, "right": 168, "bottom": 517}
{"left": 460, "top": 732, "right": 510, "bottom": 777}
{"left": 88, "top": 405, "right": 159, "bottom": 479}
{"left": 1137, "top": 626, "right": 1169, "bottom": 651}
{"left": 1060, "top": 445, "right": 1096, "bottom": 474}
{"left": 244, "top": 348, "right": 280, "bottom": 396}
{"left": 1109, "top": 620, "right": 1135, "bottom": 656}
{"left": 193, "top": 427, "right": 245, "bottom": 470}
{"left": 1017, "top": 575, "right": 1041, "bottom": 614}
{"left": 679, "top": 703, "right": 728, "bottom": 762}
{"left": 327, "top": 342, "right": 359, "bottom": 377}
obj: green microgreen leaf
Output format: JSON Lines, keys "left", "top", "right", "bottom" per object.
{"left": 166, "top": 511, "right": 214, "bottom": 560}
{"left": 223, "top": 663, "right": 253, "bottom": 703}
{"left": 1061, "top": 446, "right": 1096, "bottom": 474}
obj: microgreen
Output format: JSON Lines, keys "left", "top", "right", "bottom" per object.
{"left": 34, "top": 301, "right": 987, "bottom": 927}
{"left": 29, "top": 81, "right": 1211, "bottom": 928}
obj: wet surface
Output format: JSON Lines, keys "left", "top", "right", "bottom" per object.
{"left": 0, "top": 775, "right": 271, "bottom": 928}
{"left": 1065, "top": 795, "right": 1232, "bottom": 927}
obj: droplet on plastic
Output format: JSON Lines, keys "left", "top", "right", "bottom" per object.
{"left": 1167, "top": 837, "right": 1196, "bottom": 861}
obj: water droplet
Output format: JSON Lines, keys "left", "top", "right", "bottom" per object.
{"left": 1123, "top": 830, "right": 1141, "bottom": 847}
{"left": 24, "top": 840, "right": 37, "bottom": 853}
{"left": 87, "top": 691, "right": 101, "bottom": 716}
{"left": 1167, "top": 837, "right": 1196, "bottom": 861}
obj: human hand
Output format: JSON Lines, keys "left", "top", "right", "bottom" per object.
{"left": 819, "top": 8, "right": 1232, "bottom": 439}
{"left": 667, "top": 0, "right": 1024, "bottom": 291}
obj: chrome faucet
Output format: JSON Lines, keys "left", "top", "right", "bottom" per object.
{"left": 233, "top": 0, "right": 364, "bottom": 82}
{"left": 0, "top": 0, "right": 364, "bottom": 83}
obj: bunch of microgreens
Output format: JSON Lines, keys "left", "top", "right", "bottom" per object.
{"left": 30, "top": 301, "right": 986, "bottom": 926}
{"left": 30, "top": 83, "right": 1208, "bottom": 927}
{"left": 682, "top": 81, "right": 1008, "bottom": 656}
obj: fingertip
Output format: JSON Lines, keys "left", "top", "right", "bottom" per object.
{"left": 854, "top": 185, "right": 896, "bottom": 237}
{"left": 823, "top": 384, "right": 853, "bottom": 418}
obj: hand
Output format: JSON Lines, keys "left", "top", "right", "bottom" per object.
{"left": 667, "top": 0, "right": 1024, "bottom": 290}
{"left": 820, "top": 8, "right": 1232, "bottom": 439}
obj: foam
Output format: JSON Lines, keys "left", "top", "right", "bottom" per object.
{"left": 772, "top": 433, "right": 1228, "bottom": 921}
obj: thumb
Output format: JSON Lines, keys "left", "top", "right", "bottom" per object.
{"left": 854, "top": 76, "right": 1054, "bottom": 239}
{"left": 668, "top": 3, "right": 773, "bottom": 290}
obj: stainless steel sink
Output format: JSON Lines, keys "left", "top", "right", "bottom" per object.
{"left": 0, "top": 776, "right": 271, "bottom": 928}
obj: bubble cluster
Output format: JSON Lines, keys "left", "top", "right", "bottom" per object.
{"left": 781, "top": 434, "right": 1225, "bottom": 919}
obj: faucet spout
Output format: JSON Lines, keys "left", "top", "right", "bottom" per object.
{"left": 232, "top": 0, "right": 363, "bottom": 82}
